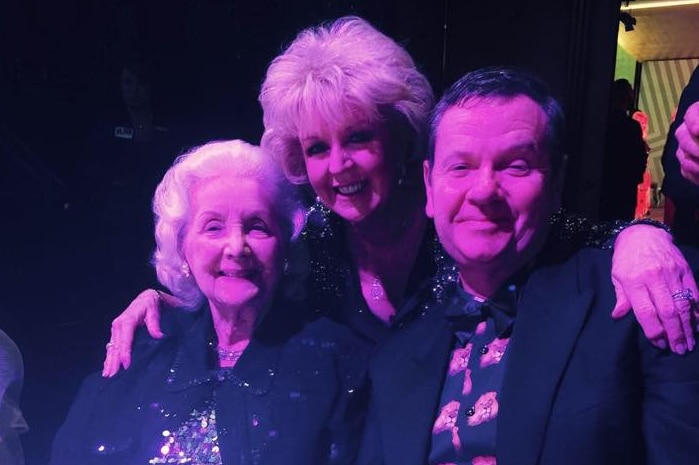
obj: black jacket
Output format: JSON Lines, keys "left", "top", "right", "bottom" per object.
{"left": 50, "top": 299, "right": 369, "bottom": 465}
{"left": 358, "top": 247, "right": 699, "bottom": 465}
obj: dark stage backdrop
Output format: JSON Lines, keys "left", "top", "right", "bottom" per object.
{"left": 0, "top": 1, "right": 619, "bottom": 463}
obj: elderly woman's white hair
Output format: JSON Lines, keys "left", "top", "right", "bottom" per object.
{"left": 259, "top": 15, "right": 434, "bottom": 184}
{"left": 152, "top": 139, "right": 305, "bottom": 309}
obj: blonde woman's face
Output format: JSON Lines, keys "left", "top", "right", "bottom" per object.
{"left": 298, "top": 113, "right": 401, "bottom": 224}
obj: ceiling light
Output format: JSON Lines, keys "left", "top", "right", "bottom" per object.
{"left": 621, "top": 0, "right": 699, "bottom": 11}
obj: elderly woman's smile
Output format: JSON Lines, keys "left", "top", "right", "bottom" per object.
{"left": 182, "top": 176, "right": 283, "bottom": 312}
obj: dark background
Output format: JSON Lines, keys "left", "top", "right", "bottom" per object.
{"left": 1, "top": 1, "right": 621, "bottom": 463}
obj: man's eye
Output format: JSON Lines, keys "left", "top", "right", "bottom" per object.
{"left": 305, "top": 142, "right": 328, "bottom": 157}
{"left": 505, "top": 161, "right": 531, "bottom": 175}
{"left": 347, "top": 130, "right": 375, "bottom": 144}
{"left": 450, "top": 163, "right": 471, "bottom": 171}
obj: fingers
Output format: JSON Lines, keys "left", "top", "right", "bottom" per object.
{"left": 145, "top": 290, "right": 165, "bottom": 339}
{"left": 667, "top": 254, "right": 698, "bottom": 352}
{"left": 675, "top": 108, "right": 699, "bottom": 185}
{"left": 671, "top": 288, "right": 694, "bottom": 354}
{"left": 102, "top": 341, "right": 121, "bottom": 378}
{"left": 101, "top": 288, "right": 164, "bottom": 377}
{"left": 611, "top": 278, "right": 631, "bottom": 319}
{"left": 677, "top": 146, "right": 699, "bottom": 185}
{"left": 683, "top": 101, "right": 699, "bottom": 136}
{"left": 114, "top": 312, "right": 139, "bottom": 371}
{"left": 626, "top": 285, "right": 668, "bottom": 350}
{"left": 611, "top": 226, "right": 695, "bottom": 353}
{"left": 649, "top": 279, "right": 690, "bottom": 354}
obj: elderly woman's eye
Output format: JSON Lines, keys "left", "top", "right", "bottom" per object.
{"left": 305, "top": 142, "right": 328, "bottom": 157}
{"left": 247, "top": 219, "right": 271, "bottom": 235}
{"left": 203, "top": 221, "right": 224, "bottom": 233}
{"left": 348, "top": 130, "right": 375, "bottom": 144}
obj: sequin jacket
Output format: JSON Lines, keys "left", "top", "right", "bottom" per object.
{"left": 302, "top": 202, "right": 457, "bottom": 347}
{"left": 50, "top": 300, "right": 370, "bottom": 465}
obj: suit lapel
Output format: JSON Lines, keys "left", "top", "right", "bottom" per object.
{"left": 498, "top": 256, "right": 594, "bottom": 465}
{"left": 378, "top": 308, "right": 455, "bottom": 465}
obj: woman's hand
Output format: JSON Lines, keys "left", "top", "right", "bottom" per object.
{"left": 611, "top": 225, "right": 698, "bottom": 354}
{"left": 102, "top": 289, "right": 180, "bottom": 377}
{"left": 675, "top": 101, "right": 699, "bottom": 185}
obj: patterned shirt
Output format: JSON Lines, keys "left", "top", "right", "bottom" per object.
{"left": 429, "top": 284, "right": 517, "bottom": 465}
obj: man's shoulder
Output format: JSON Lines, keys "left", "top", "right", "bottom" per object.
{"left": 531, "top": 247, "right": 612, "bottom": 289}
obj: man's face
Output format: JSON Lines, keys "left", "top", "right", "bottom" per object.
{"left": 120, "top": 68, "right": 150, "bottom": 108}
{"left": 424, "top": 95, "right": 561, "bottom": 278}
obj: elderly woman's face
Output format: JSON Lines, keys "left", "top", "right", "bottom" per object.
{"left": 425, "top": 96, "right": 559, "bottom": 274}
{"left": 182, "top": 176, "right": 284, "bottom": 312}
{"left": 298, "top": 114, "right": 401, "bottom": 223}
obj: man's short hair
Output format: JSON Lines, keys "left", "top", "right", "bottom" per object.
{"left": 427, "top": 66, "right": 567, "bottom": 175}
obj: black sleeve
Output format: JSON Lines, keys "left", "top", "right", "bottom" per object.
{"left": 326, "top": 330, "right": 371, "bottom": 465}
{"left": 661, "top": 66, "right": 699, "bottom": 206}
{"left": 354, "top": 384, "right": 383, "bottom": 465}
{"left": 48, "top": 374, "right": 106, "bottom": 465}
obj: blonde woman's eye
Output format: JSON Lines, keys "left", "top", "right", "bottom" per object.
{"left": 348, "top": 130, "right": 375, "bottom": 144}
{"left": 305, "top": 142, "right": 328, "bottom": 157}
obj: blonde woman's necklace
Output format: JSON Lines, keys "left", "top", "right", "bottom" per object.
{"left": 216, "top": 346, "right": 244, "bottom": 363}
{"left": 370, "top": 277, "right": 386, "bottom": 300}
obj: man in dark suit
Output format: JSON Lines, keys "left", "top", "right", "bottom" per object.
{"left": 357, "top": 67, "right": 699, "bottom": 465}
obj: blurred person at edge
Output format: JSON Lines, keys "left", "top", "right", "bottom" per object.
{"left": 663, "top": 65, "right": 699, "bottom": 247}
{"left": 0, "top": 329, "right": 28, "bottom": 465}
{"left": 631, "top": 109, "right": 652, "bottom": 219}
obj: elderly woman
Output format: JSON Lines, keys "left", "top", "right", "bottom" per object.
{"left": 50, "top": 140, "right": 367, "bottom": 465}
{"left": 102, "top": 16, "right": 697, "bottom": 377}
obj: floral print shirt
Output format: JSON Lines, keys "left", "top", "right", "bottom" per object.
{"left": 428, "top": 285, "right": 517, "bottom": 465}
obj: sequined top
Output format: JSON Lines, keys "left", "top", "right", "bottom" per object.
{"left": 50, "top": 301, "right": 370, "bottom": 465}
{"left": 149, "top": 398, "right": 222, "bottom": 464}
{"left": 303, "top": 201, "right": 457, "bottom": 346}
